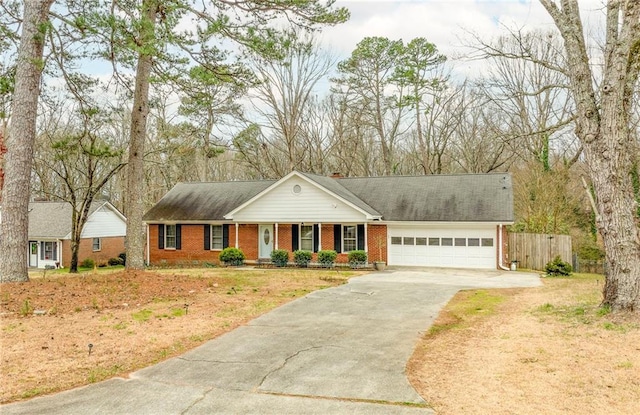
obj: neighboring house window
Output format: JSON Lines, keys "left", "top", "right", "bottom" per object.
{"left": 343, "top": 225, "right": 357, "bottom": 252}
{"left": 92, "top": 238, "right": 101, "bottom": 251}
{"left": 211, "top": 225, "right": 223, "bottom": 250}
{"left": 300, "top": 225, "right": 313, "bottom": 251}
{"left": 165, "top": 224, "right": 177, "bottom": 249}
{"left": 40, "top": 241, "right": 58, "bottom": 261}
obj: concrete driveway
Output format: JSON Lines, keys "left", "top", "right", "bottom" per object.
{"left": 2, "top": 268, "right": 540, "bottom": 415}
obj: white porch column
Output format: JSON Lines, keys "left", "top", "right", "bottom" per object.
{"left": 364, "top": 223, "right": 368, "bottom": 253}
{"left": 235, "top": 223, "right": 239, "bottom": 248}
{"left": 275, "top": 223, "right": 279, "bottom": 249}
{"left": 57, "top": 240, "right": 62, "bottom": 268}
{"left": 318, "top": 223, "right": 322, "bottom": 251}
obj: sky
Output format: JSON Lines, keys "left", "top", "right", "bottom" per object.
{"left": 318, "top": 0, "right": 606, "bottom": 79}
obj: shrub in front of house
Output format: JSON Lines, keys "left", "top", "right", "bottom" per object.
{"left": 318, "top": 250, "right": 338, "bottom": 267}
{"left": 118, "top": 252, "right": 126, "bottom": 266}
{"left": 270, "top": 249, "right": 289, "bottom": 267}
{"left": 80, "top": 258, "right": 95, "bottom": 268}
{"left": 545, "top": 255, "right": 573, "bottom": 277}
{"left": 108, "top": 257, "right": 123, "bottom": 266}
{"left": 293, "top": 250, "right": 312, "bottom": 267}
{"left": 347, "top": 250, "right": 367, "bottom": 268}
{"left": 219, "top": 247, "right": 245, "bottom": 266}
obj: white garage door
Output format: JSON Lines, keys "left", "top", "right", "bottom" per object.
{"left": 387, "top": 226, "right": 497, "bottom": 269}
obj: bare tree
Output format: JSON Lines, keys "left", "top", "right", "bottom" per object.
{"left": 249, "top": 35, "right": 334, "bottom": 174}
{"left": 538, "top": 0, "right": 640, "bottom": 311}
{"left": 0, "top": 0, "right": 55, "bottom": 283}
{"left": 448, "top": 86, "right": 515, "bottom": 173}
{"left": 478, "top": 30, "right": 577, "bottom": 170}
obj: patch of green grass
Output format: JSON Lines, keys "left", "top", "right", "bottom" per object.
{"left": 602, "top": 321, "right": 633, "bottom": 333}
{"left": 20, "top": 387, "right": 51, "bottom": 399}
{"left": 87, "top": 365, "right": 123, "bottom": 383}
{"left": 596, "top": 304, "right": 612, "bottom": 317}
{"left": 19, "top": 299, "right": 33, "bottom": 316}
{"left": 537, "top": 303, "right": 555, "bottom": 313}
{"left": 427, "top": 290, "right": 507, "bottom": 336}
{"left": 132, "top": 309, "right": 153, "bottom": 323}
{"left": 540, "top": 303, "right": 595, "bottom": 324}
{"left": 615, "top": 361, "right": 633, "bottom": 369}
{"left": 113, "top": 321, "right": 127, "bottom": 330}
{"left": 280, "top": 288, "right": 311, "bottom": 298}
{"left": 170, "top": 308, "right": 186, "bottom": 318}
{"left": 449, "top": 290, "right": 506, "bottom": 318}
{"left": 251, "top": 299, "right": 278, "bottom": 313}
{"left": 2, "top": 323, "right": 19, "bottom": 332}
{"left": 226, "top": 286, "right": 242, "bottom": 295}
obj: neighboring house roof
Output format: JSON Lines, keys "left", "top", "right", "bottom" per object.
{"left": 28, "top": 201, "right": 125, "bottom": 239}
{"left": 143, "top": 172, "right": 513, "bottom": 223}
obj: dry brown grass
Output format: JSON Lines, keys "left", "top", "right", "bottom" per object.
{"left": 407, "top": 273, "right": 640, "bottom": 415}
{"left": 0, "top": 267, "right": 359, "bottom": 403}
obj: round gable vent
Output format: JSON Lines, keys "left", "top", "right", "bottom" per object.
{"left": 293, "top": 184, "right": 302, "bottom": 194}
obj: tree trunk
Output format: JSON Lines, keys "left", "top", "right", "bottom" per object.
{"left": 0, "top": 0, "right": 54, "bottom": 283}
{"left": 69, "top": 200, "right": 93, "bottom": 273}
{"left": 540, "top": 0, "right": 640, "bottom": 311}
{"left": 125, "top": 0, "right": 157, "bottom": 270}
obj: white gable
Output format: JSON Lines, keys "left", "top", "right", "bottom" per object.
{"left": 80, "top": 204, "right": 127, "bottom": 238}
{"left": 229, "top": 175, "right": 367, "bottom": 223}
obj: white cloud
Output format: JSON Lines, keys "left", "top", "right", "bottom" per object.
{"left": 319, "top": 0, "right": 606, "bottom": 80}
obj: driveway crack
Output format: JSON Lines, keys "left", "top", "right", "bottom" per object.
{"left": 180, "top": 386, "right": 214, "bottom": 414}
{"left": 256, "top": 345, "right": 342, "bottom": 389}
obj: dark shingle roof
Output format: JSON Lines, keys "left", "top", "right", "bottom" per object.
{"left": 339, "top": 173, "right": 513, "bottom": 222}
{"left": 142, "top": 181, "right": 275, "bottom": 221}
{"left": 142, "top": 172, "right": 513, "bottom": 223}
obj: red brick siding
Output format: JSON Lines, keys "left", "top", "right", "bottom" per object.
{"left": 237, "top": 224, "right": 258, "bottom": 260}
{"left": 320, "top": 224, "right": 334, "bottom": 253}
{"left": 149, "top": 224, "right": 219, "bottom": 265}
{"left": 367, "top": 224, "right": 387, "bottom": 263}
{"left": 61, "top": 236, "right": 125, "bottom": 268}
{"left": 276, "top": 224, "right": 293, "bottom": 255}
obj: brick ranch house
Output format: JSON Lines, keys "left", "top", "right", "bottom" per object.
{"left": 23, "top": 201, "right": 126, "bottom": 269}
{"left": 143, "top": 171, "right": 514, "bottom": 269}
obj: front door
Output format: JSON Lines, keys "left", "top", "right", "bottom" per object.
{"left": 259, "top": 224, "right": 274, "bottom": 259}
{"left": 29, "top": 241, "right": 38, "bottom": 267}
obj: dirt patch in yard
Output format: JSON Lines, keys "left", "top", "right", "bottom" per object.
{"left": 0, "top": 267, "right": 358, "bottom": 403}
{"left": 407, "top": 274, "right": 640, "bottom": 415}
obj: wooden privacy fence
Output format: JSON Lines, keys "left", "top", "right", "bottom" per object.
{"left": 508, "top": 232, "right": 572, "bottom": 271}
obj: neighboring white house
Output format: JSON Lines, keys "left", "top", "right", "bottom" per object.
{"left": 26, "top": 201, "right": 126, "bottom": 268}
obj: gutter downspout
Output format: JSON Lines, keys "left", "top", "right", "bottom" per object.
{"left": 498, "top": 224, "right": 510, "bottom": 271}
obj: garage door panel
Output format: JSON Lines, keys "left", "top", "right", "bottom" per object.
{"left": 387, "top": 226, "right": 497, "bottom": 269}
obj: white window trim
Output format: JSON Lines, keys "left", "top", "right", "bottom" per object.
{"left": 165, "top": 224, "right": 177, "bottom": 250}
{"left": 342, "top": 224, "right": 357, "bottom": 253}
{"left": 300, "top": 224, "right": 314, "bottom": 252}
{"left": 92, "top": 238, "right": 101, "bottom": 252}
{"left": 211, "top": 224, "right": 224, "bottom": 250}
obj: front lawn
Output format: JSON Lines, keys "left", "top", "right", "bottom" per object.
{"left": 0, "top": 267, "right": 361, "bottom": 403}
